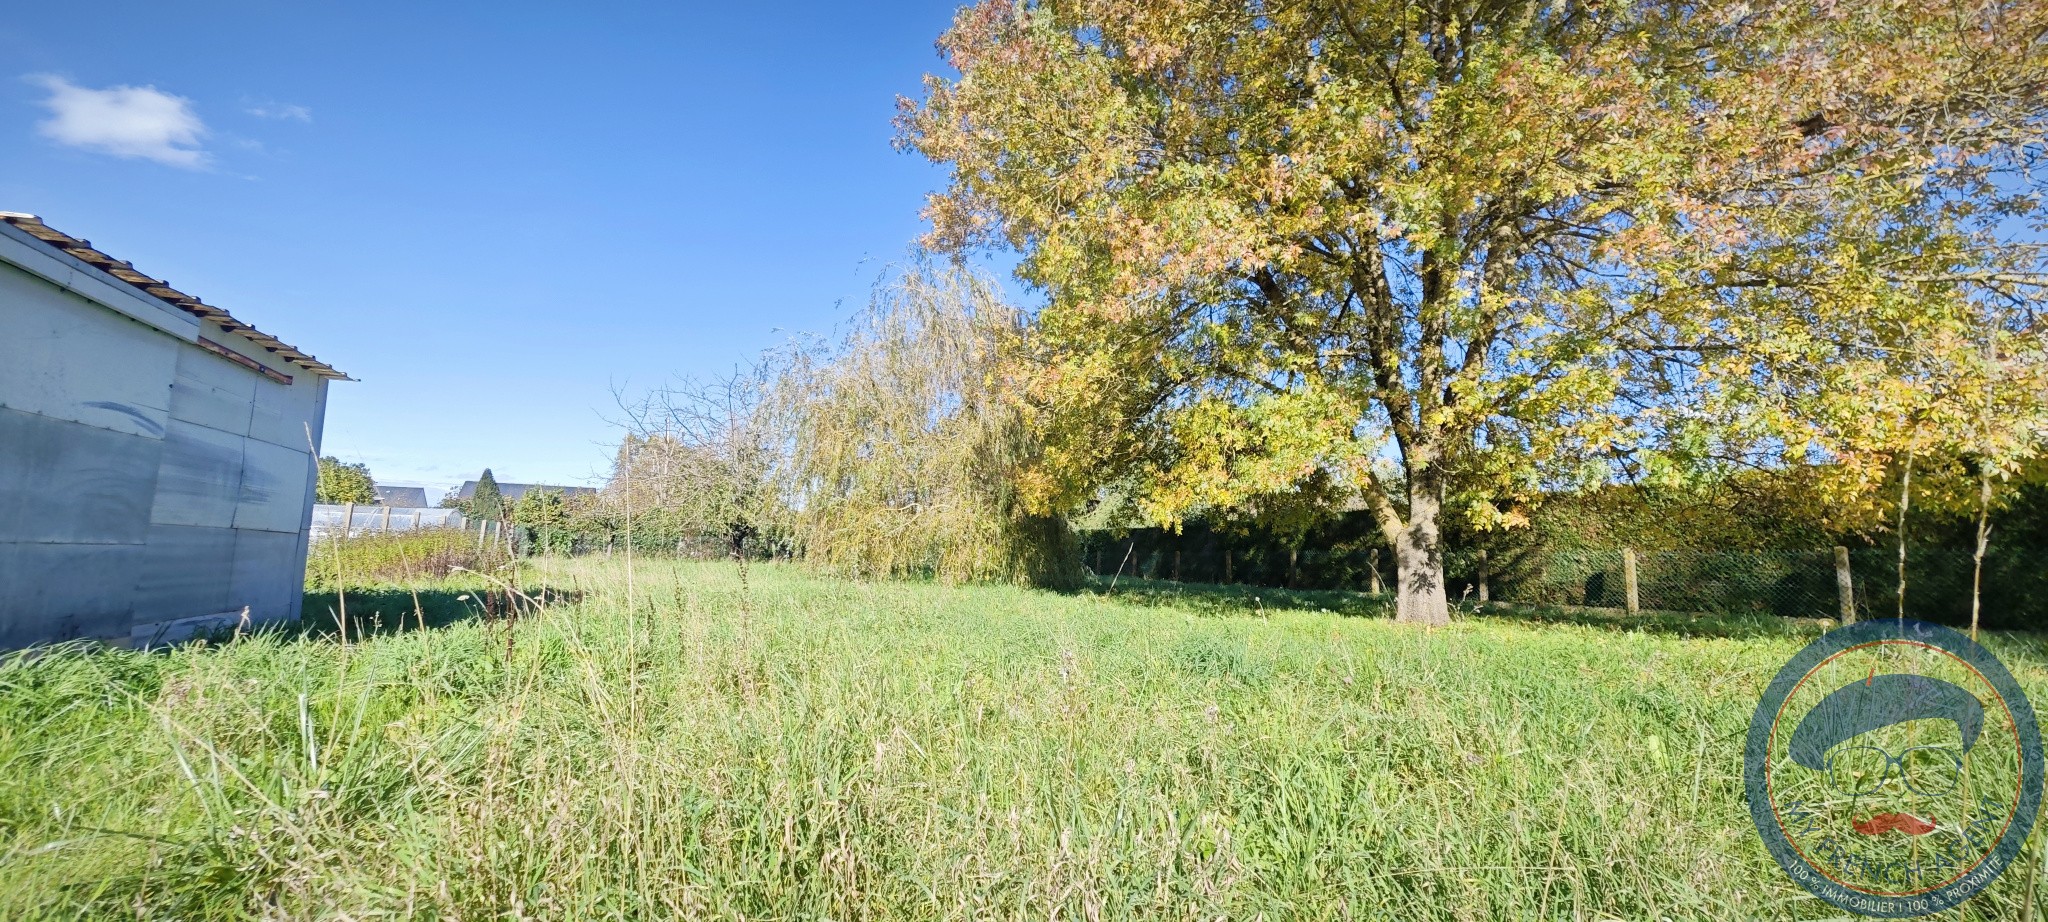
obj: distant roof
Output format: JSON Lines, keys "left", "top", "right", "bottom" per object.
{"left": 373, "top": 485, "right": 429, "bottom": 508}
{"left": 457, "top": 481, "right": 598, "bottom": 503}
{"left": 0, "top": 213, "right": 346, "bottom": 379}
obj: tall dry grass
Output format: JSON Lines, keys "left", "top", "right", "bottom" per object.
{"left": 3, "top": 559, "right": 2045, "bottom": 919}
{"left": 304, "top": 527, "right": 509, "bottom": 591}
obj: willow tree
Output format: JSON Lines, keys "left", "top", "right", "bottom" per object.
{"left": 901, "top": 0, "right": 2048, "bottom": 624}
{"left": 780, "top": 259, "right": 1081, "bottom": 586}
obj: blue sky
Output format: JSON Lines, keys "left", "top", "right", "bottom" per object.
{"left": 0, "top": 1, "right": 976, "bottom": 500}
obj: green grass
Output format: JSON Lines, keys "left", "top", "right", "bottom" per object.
{"left": 2, "top": 560, "right": 2045, "bottom": 920}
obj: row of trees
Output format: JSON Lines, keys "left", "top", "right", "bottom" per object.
{"left": 515, "top": 3, "right": 2045, "bottom": 633}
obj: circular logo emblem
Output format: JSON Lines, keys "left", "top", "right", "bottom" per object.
{"left": 1746, "top": 620, "right": 2043, "bottom": 917}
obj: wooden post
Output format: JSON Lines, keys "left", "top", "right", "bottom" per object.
{"left": 478, "top": 518, "right": 488, "bottom": 550}
{"left": 382, "top": 504, "right": 393, "bottom": 532}
{"left": 1477, "top": 549, "right": 1490, "bottom": 604}
{"left": 1368, "top": 548, "right": 1382, "bottom": 594}
{"left": 1224, "top": 548, "right": 1234, "bottom": 584}
{"left": 1172, "top": 549, "right": 1182, "bottom": 582}
{"left": 1623, "top": 548, "right": 1640, "bottom": 614}
{"left": 336, "top": 503, "right": 354, "bottom": 643}
{"left": 1835, "top": 546, "right": 1856, "bottom": 625}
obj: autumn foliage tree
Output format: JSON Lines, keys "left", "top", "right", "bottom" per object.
{"left": 901, "top": 0, "right": 2048, "bottom": 624}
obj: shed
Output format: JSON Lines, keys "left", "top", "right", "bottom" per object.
{"left": 0, "top": 213, "right": 348, "bottom": 647}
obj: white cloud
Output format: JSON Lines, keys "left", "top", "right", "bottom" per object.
{"left": 28, "top": 75, "right": 209, "bottom": 168}
{"left": 244, "top": 101, "right": 311, "bottom": 122}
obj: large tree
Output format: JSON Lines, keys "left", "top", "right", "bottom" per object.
{"left": 902, "top": 0, "right": 2048, "bottom": 624}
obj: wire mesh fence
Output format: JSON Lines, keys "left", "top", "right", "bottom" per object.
{"left": 1842, "top": 546, "right": 2043, "bottom": 625}
{"left": 1446, "top": 548, "right": 1840, "bottom": 617}
{"left": 1072, "top": 523, "right": 2041, "bottom": 627}
{"left": 1443, "top": 545, "right": 2043, "bottom": 627}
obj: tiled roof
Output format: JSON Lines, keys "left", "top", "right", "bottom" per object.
{"left": 456, "top": 481, "right": 599, "bottom": 502}
{"left": 0, "top": 212, "right": 347, "bottom": 379}
{"left": 373, "top": 485, "right": 430, "bottom": 508}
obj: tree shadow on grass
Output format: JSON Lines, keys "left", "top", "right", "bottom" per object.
{"left": 295, "top": 586, "right": 583, "bottom": 642}
{"left": 1462, "top": 601, "right": 1832, "bottom": 641}
{"left": 1075, "top": 576, "right": 1854, "bottom": 642}
{"left": 1070, "top": 576, "right": 1395, "bottom": 619}
{"left": 1465, "top": 604, "right": 2048, "bottom": 679}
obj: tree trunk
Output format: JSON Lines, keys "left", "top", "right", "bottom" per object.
{"left": 1392, "top": 479, "right": 1450, "bottom": 626}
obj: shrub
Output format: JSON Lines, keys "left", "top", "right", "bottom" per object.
{"left": 305, "top": 528, "right": 506, "bottom": 589}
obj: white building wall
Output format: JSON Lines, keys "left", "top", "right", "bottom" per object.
{"left": 0, "top": 242, "right": 331, "bottom": 647}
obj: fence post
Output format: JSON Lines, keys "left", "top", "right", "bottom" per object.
{"left": 342, "top": 502, "right": 355, "bottom": 540}
{"left": 1224, "top": 548, "right": 1234, "bottom": 584}
{"left": 1835, "top": 546, "right": 1856, "bottom": 625}
{"left": 1478, "top": 550, "right": 1490, "bottom": 604}
{"left": 382, "top": 504, "right": 393, "bottom": 532}
{"left": 1623, "top": 547, "right": 1640, "bottom": 614}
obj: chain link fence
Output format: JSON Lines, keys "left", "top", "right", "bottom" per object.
{"left": 1445, "top": 545, "right": 2043, "bottom": 627}
{"left": 1078, "top": 524, "right": 2042, "bottom": 628}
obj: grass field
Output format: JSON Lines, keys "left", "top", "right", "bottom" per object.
{"left": 3, "top": 558, "right": 2045, "bottom": 920}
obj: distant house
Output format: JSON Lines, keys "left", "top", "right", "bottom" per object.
{"left": 0, "top": 213, "right": 347, "bottom": 648}
{"left": 455, "top": 480, "right": 597, "bottom": 504}
{"left": 373, "top": 485, "right": 429, "bottom": 508}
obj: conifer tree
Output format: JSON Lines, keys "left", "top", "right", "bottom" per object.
{"left": 471, "top": 468, "right": 506, "bottom": 522}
